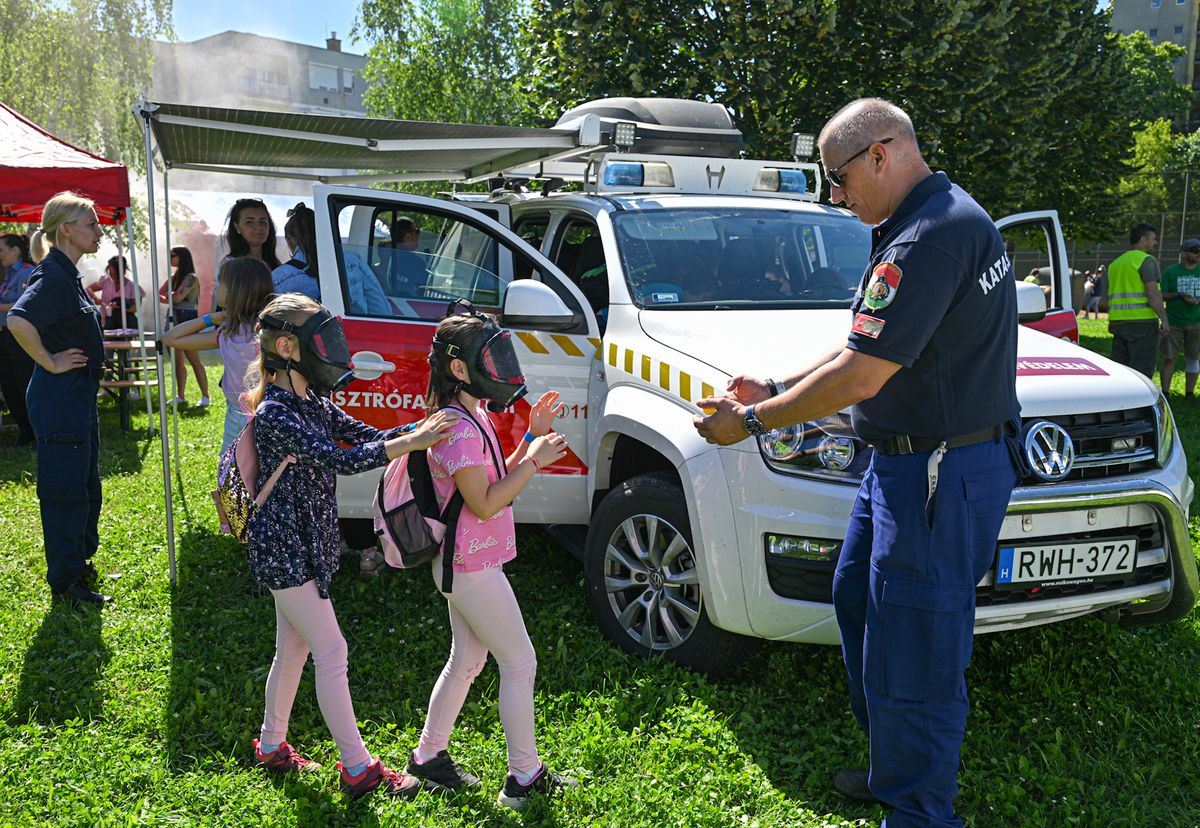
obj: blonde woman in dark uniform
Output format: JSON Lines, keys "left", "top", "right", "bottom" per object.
{"left": 7, "top": 191, "right": 111, "bottom": 607}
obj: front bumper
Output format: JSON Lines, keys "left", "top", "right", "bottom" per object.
{"left": 703, "top": 438, "right": 1197, "bottom": 644}
{"left": 981, "top": 479, "right": 1198, "bottom": 630}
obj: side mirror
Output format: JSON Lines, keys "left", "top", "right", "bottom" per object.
{"left": 502, "top": 280, "right": 578, "bottom": 331}
{"left": 1016, "top": 281, "right": 1047, "bottom": 323}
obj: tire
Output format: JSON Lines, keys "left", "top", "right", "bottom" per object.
{"left": 584, "top": 472, "right": 758, "bottom": 675}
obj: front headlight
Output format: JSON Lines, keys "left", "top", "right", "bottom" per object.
{"left": 757, "top": 422, "right": 871, "bottom": 482}
{"left": 1154, "top": 393, "right": 1176, "bottom": 466}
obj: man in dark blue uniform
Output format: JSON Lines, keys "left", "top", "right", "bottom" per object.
{"left": 8, "top": 194, "right": 112, "bottom": 607}
{"left": 695, "top": 98, "right": 1020, "bottom": 826}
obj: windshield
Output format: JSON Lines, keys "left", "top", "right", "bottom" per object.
{"left": 611, "top": 207, "right": 871, "bottom": 309}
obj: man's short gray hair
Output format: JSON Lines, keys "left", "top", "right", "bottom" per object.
{"left": 820, "top": 98, "right": 919, "bottom": 156}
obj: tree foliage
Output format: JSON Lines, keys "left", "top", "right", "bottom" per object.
{"left": 525, "top": 1, "right": 1189, "bottom": 241}
{"left": 0, "top": 0, "right": 172, "bottom": 174}
{"left": 356, "top": 0, "right": 533, "bottom": 127}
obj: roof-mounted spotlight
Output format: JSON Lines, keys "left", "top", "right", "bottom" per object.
{"left": 791, "top": 132, "right": 816, "bottom": 161}
{"left": 614, "top": 121, "right": 637, "bottom": 150}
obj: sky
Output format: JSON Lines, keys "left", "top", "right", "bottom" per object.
{"left": 171, "top": 0, "right": 366, "bottom": 52}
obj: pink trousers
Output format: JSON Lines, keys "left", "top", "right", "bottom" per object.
{"left": 417, "top": 558, "right": 540, "bottom": 775}
{"left": 260, "top": 579, "right": 371, "bottom": 767}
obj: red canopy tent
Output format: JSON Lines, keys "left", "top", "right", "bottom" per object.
{"left": 0, "top": 101, "right": 131, "bottom": 224}
{"left": 0, "top": 102, "right": 157, "bottom": 521}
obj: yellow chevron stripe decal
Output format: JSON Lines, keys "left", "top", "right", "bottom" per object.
{"left": 599, "top": 341, "right": 721, "bottom": 408}
{"left": 550, "top": 335, "right": 585, "bottom": 357}
{"left": 515, "top": 331, "right": 549, "bottom": 354}
{"left": 587, "top": 337, "right": 602, "bottom": 359}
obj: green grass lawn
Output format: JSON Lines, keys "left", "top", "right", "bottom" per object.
{"left": 1, "top": 325, "right": 1198, "bottom": 827}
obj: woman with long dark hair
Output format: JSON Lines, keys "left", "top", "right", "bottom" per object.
{"left": 0, "top": 233, "right": 36, "bottom": 444}
{"left": 224, "top": 198, "right": 282, "bottom": 269}
{"left": 159, "top": 245, "right": 210, "bottom": 407}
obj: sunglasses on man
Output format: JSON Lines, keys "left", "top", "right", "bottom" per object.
{"left": 824, "top": 137, "right": 893, "bottom": 189}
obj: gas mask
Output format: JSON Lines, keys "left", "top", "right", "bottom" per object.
{"left": 431, "top": 301, "right": 527, "bottom": 412}
{"left": 260, "top": 308, "right": 355, "bottom": 398}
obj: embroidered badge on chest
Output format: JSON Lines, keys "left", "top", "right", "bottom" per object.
{"left": 852, "top": 312, "right": 886, "bottom": 339}
{"left": 864, "top": 261, "right": 903, "bottom": 310}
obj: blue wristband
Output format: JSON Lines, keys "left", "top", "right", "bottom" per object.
{"left": 202, "top": 313, "right": 214, "bottom": 328}
{"left": 523, "top": 431, "right": 536, "bottom": 444}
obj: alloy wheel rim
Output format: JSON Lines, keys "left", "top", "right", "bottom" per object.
{"left": 602, "top": 514, "right": 701, "bottom": 651}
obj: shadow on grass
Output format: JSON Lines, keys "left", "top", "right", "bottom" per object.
{"left": 8, "top": 601, "right": 110, "bottom": 726}
{"left": 166, "top": 523, "right": 274, "bottom": 772}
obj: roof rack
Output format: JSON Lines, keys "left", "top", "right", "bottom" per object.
{"left": 502, "top": 152, "right": 823, "bottom": 201}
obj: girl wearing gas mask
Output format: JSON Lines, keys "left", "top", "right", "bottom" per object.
{"left": 242, "top": 293, "right": 458, "bottom": 799}
{"left": 405, "top": 303, "right": 578, "bottom": 811}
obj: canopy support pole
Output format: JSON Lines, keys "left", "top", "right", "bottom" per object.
{"left": 124, "top": 212, "right": 154, "bottom": 430}
{"left": 164, "top": 170, "right": 182, "bottom": 487}
{"left": 140, "top": 105, "right": 177, "bottom": 584}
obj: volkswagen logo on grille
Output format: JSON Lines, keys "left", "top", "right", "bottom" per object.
{"left": 1023, "top": 420, "right": 1074, "bottom": 482}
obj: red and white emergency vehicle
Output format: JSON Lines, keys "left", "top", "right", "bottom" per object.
{"left": 147, "top": 98, "right": 1197, "bottom": 673}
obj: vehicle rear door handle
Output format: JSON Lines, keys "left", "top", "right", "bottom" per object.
{"left": 350, "top": 351, "right": 396, "bottom": 381}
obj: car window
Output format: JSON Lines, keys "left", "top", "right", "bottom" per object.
{"left": 610, "top": 208, "right": 871, "bottom": 308}
{"left": 512, "top": 214, "right": 550, "bottom": 279}
{"left": 550, "top": 218, "right": 608, "bottom": 327}
{"left": 1001, "top": 222, "right": 1060, "bottom": 311}
{"left": 330, "top": 197, "right": 506, "bottom": 321}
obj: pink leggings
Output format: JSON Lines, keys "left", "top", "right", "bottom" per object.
{"left": 417, "top": 558, "right": 540, "bottom": 775}
{"left": 260, "top": 580, "right": 371, "bottom": 768}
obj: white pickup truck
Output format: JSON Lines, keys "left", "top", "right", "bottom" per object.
{"left": 301, "top": 99, "right": 1196, "bottom": 673}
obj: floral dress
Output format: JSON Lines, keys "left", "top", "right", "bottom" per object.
{"left": 246, "top": 383, "right": 412, "bottom": 597}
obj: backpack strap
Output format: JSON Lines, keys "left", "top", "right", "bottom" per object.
{"left": 436, "top": 404, "right": 503, "bottom": 594}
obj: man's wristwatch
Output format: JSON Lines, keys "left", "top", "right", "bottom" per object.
{"left": 766, "top": 378, "right": 785, "bottom": 397}
{"left": 743, "top": 405, "right": 768, "bottom": 437}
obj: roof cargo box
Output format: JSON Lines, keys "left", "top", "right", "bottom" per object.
{"left": 555, "top": 98, "right": 744, "bottom": 159}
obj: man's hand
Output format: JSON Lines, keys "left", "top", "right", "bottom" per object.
{"left": 46, "top": 348, "right": 89, "bottom": 375}
{"left": 692, "top": 396, "right": 750, "bottom": 446}
{"left": 724, "top": 375, "right": 772, "bottom": 405}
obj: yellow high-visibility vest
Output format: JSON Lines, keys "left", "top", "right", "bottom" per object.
{"left": 1108, "top": 250, "right": 1157, "bottom": 321}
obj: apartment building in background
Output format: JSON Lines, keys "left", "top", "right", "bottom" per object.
{"left": 1111, "top": 0, "right": 1200, "bottom": 126}
{"left": 150, "top": 31, "right": 368, "bottom": 194}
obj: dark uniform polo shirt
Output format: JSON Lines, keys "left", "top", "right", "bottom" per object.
{"left": 9, "top": 247, "right": 105, "bottom": 373}
{"left": 846, "top": 171, "right": 1019, "bottom": 443}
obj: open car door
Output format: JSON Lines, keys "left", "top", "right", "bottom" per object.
{"left": 313, "top": 186, "right": 599, "bottom": 523}
{"left": 995, "top": 210, "right": 1078, "bottom": 342}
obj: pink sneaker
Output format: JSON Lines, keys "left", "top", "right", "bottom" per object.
{"left": 253, "top": 739, "right": 320, "bottom": 773}
{"left": 338, "top": 757, "right": 421, "bottom": 799}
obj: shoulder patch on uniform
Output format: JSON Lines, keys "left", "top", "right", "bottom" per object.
{"left": 852, "top": 312, "right": 885, "bottom": 339}
{"left": 864, "top": 261, "right": 902, "bottom": 310}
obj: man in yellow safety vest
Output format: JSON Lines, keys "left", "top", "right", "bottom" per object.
{"left": 1108, "top": 223, "right": 1169, "bottom": 378}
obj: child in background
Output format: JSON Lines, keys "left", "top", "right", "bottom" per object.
{"left": 161, "top": 258, "right": 274, "bottom": 454}
{"left": 405, "top": 307, "right": 578, "bottom": 811}
{"left": 159, "top": 246, "right": 210, "bottom": 407}
{"left": 243, "top": 292, "right": 458, "bottom": 799}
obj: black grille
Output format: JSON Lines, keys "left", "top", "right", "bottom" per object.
{"left": 978, "top": 523, "right": 1165, "bottom": 607}
{"left": 1022, "top": 407, "right": 1157, "bottom": 482}
{"left": 765, "top": 556, "right": 836, "bottom": 602}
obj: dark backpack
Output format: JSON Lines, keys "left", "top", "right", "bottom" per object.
{"left": 372, "top": 405, "right": 502, "bottom": 593}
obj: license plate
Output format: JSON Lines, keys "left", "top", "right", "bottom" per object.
{"left": 994, "top": 538, "right": 1138, "bottom": 590}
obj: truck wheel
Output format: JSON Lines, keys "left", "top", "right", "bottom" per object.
{"left": 585, "top": 472, "right": 757, "bottom": 675}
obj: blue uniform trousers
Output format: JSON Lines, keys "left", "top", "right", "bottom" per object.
{"left": 833, "top": 437, "right": 1017, "bottom": 827}
{"left": 26, "top": 368, "right": 101, "bottom": 593}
